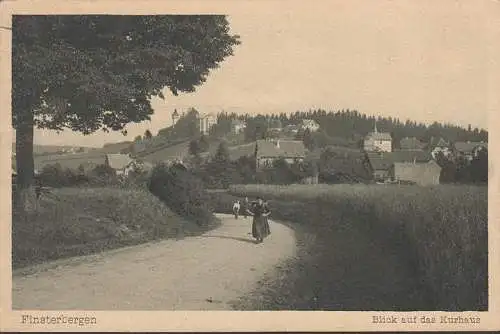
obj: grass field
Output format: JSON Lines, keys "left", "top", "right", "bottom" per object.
{"left": 12, "top": 187, "right": 219, "bottom": 269}
{"left": 209, "top": 183, "right": 488, "bottom": 311}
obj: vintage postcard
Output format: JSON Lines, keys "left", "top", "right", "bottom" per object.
{"left": 1, "top": 0, "right": 499, "bottom": 332}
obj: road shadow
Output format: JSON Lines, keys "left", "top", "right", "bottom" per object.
{"left": 202, "top": 235, "right": 257, "bottom": 244}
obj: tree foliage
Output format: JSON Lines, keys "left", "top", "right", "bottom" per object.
{"left": 12, "top": 15, "right": 240, "bottom": 194}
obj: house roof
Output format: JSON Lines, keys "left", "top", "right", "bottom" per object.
{"left": 400, "top": 137, "right": 424, "bottom": 150}
{"left": 367, "top": 150, "right": 432, "bottom": 171}
{"left": 106, "top": 154, "right": 133, "bottom": 170}
{"left": 256, "top": 139, "right": 307, "bottom": 159}
{"left": 454, "top": 141, "right": 488, "bottom": 153}
{"left": 366, "top": 131, "right": 392, "bottom": 141}
{"left": 429, "top": 137, "right": 450, "bottom": 149}
{"left": 393, "top": 160, "right": 441, "bottom": 170}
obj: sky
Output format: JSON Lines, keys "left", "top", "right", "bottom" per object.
{"left": 18, "top": 1, "right": 497, "bottom": 147}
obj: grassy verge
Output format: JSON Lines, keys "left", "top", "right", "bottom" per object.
{"left": 13, "top": 187, "right": 219, "bottom": 269}
{"left": 208, "top": 184, "right": 487, "bottom": 311}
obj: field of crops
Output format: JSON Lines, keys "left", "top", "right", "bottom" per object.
{"left": 226, "top": 183, "right": 488, "bottom": 311}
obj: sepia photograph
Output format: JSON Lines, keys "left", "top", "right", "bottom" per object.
{"left": 1, "top": 0, "right": 499, "bottom": 332}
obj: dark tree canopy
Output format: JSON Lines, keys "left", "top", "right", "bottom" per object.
{"left": 12, "top": 15, "right": 240, "bottom": 133}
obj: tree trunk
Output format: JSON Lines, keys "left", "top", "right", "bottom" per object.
{"left": 14, "top": 116, "right": 36, "bottom": 214}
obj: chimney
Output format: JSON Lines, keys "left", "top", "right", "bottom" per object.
{"left": 276, "top": 140, "right": 280, "bottom": 149}
{"left": 413, "top": 157, "right": 416, "bottom": 164}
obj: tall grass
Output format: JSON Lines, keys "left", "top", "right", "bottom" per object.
{"left": 227, "top": 184, "right": 488, "bottom": 311}
{"left": 12, "top": 187, "right": 216, "bottom": 269}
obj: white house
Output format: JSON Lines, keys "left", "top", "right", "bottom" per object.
{"left": 198, "top": 112, "right": 217, "bottom": 135}
{"left": 363, "top": 123, "right": 392, "bottom": 152}
{"left": 300, "top": 119, "right": 320, "bottom": 132}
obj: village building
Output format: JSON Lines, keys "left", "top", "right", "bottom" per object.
{"left": 366, "top": 150, "right": 434, "bottom": 183}
{"left": 231, "top": 119, "right": 247, "bottom": 134}
{"left": 300, "top": 119, "right": 320, "bottom": 132}
{"left": 105, "top": 154, "right": 134, "bottom": 176}
{"left": 399, "top": 137, "right": 425, "bottom": 151}
{"left": 254, "top": 139, "right": 307, "bottom": 169}
{"left": 363, "top": 123, "right": 392, "bottom": 152}
{"left": 428, "top": 137, "right": 452, "bottom": 159}
{"left": 198, "top": 112, "right": 217, "bottom": 135}
{"left": 390, "top": 160, "right": 442, "bottom": 186}
{"left": 454, "top": 141, "right": 488, "bottom": 161}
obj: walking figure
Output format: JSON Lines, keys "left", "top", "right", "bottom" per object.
{"left": 246, "top": 197, "right": 271, "bottom": 244}
{"left": 243, "top": 197, "right": 249, "bottom": 219}
{"left": 233, "top": 200, "right": 241, "bottom": 219}
{"left": 263, "top": 200, "right": 271, "bottom": 236}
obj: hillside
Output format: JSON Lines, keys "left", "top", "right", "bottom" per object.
{"left": 12, "top": 143, "right": 97, "bottom": 156}
{"left": 12, "top": 187, "right": 212, "bottom": 269}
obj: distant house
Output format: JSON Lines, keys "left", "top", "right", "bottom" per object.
{"left": 428, "top": 137, "right": 452, "bottom": 159}
{"left": 231, "top": 119, "right": 247, "bottom": 134}
{"left": 300, "top": 119, "right": 320, "bottom": 132}
{"left": 255, "top": 139, "right": 307, "bottom": 169}
{"left": 366, "top": 150, "right": 433, "bottom": 182}
{"left": 198, "top": 112, "right": 217, "bottom": 135}
{"left": 454, "top": 141, "right": 488, "bottom": 161}
{"left": 390, "top": 160, "right": 442, "bottom": 186}
{"left": 105, "top": 154, "right": 134, "bottom": 176}
{"left": 400, "top": 137, "right": 425, "bottom": 151}
{"left": 364, "top": 123, "right": 392, "bottom": 152}
{"left": 283, "top": 124, "right": 299, "bottom": 134}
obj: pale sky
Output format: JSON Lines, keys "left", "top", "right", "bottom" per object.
{"left": 21, "top": 1, "right": 498, "bottom": 147}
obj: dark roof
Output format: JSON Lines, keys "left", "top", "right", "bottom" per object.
{"left": 366, "top": 131, "right": 392, "bottom": 141}
{"left": 454, "top": 141, "right": 488, "bottom": 153}
{"left": 367, "top": 150, "right": 432, "bottom": 171}
{"left": 400, "top": 137, "right": 424, "bottom": 150}
{"left": 256, "top": 139, "right": 307, "bottom": 159}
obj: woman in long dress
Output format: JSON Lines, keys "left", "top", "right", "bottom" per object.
{"left": 262, "top": 200, "right": 271, "bottom": 236}
{"left": 247, "top": 197, "right": 271, "bottom": 243}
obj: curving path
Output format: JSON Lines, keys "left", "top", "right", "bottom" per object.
{"left": 12, "top": 214, "right": 296, "bottom": 310}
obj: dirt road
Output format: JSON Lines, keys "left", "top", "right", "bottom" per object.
{"left": 12, "top": 214, "right": 296, "bottom": 310}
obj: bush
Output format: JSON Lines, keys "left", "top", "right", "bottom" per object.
{"left": 12, "top": 187, "right": 200, "bottom": 268}
{"left": 148, "top": 163, "right": 215, "bottom": 227}
{"left": 38, "top": 163, "right": 89, "bottom": 187}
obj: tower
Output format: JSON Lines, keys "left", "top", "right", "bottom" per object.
{"left": 374, "top": 121, "right": 378, "bottom": 133}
